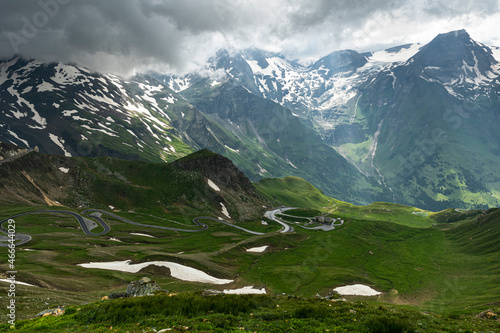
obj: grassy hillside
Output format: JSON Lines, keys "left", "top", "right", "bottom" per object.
{"left": 0, "top": 154, "right": 499, "bottom": 331}
{"left": 4, "top": 292, "right": 499, "bottom": 332}
{"left": 0, "top": 149, "right": 267, "bottom": 221}
{"left": 256, "top": 176, "right": 433, "bottom": 228}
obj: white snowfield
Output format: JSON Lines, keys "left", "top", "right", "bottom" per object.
{"left": 246, "top": 245, "right": 268, "bottom": 253}
{"left": 333, "top": 284, "right": 381, "bottom": 296}
{"left": 77, "top": 260, "right": 233, "bottom": 285}
{"left": 223, "top": 286, "right": 266, "bottom": 294}
{"left": 207, "top": 179, "right": 221, "bottom": 192}
{"left": 58, "top": 167, "right": 69, "bottom": 173}
{"left": 367, "top": 43, "right": 422, "bottom": 64}
{"left": 220, "top": 202, "right": 231, "bottom": 218}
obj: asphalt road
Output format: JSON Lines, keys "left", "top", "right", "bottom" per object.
{"left": 264, "top": 207, "right": 296, "bottom": 233}
{"left": 195, "top": 216, "right": 265, "bottom": 235}
{"left": 0, "top": 209, "right": 266, "bottom": 246}
{"left": 83, "top": 209, "right": 208, "bottom": 233}
{"left": 0, "top": 148, "right": 34, "bottom": 166}
{"left": 0, "top": 210, "right": 111, "bottom": 247}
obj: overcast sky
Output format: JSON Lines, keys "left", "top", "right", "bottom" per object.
{"left": 1, "top": 0, "right": 499, "bottom": 76}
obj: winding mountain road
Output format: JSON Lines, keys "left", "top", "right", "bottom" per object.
{"left": 0, "top": 210, "right": 111, "bottom": 246}
{"left": 264, "top": 207, "right": 296, "bottom": 233}
{"left": 0, "top": 205, "right": 340, "bottom": 246}
{"left": 0, "top": 208, "right": 268, "bottom": 246}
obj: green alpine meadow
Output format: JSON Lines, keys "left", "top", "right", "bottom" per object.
{"left": 0, "top": 148, "right": 499, "bottom": 332}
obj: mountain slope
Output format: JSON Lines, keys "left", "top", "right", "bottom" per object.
{"left": 179, "top": 30, "right": 500, "bottom": 210}
{"left": 0, "top": 58, "right": 193, "bottom": 162}
{"left": 0, "top": 58, "right": 386, "bottom": 205}
{"left": 349, "top": 30, "right": 500, "bottom": 210}
{"left": 179, "top": 79, "right": 386, "bottom": 204}
{"left": 0, "top": 146, "right": 266, "bottom": 221}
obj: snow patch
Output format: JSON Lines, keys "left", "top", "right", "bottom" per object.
{"left": 220, "top": 202, "right": 231, "bottom": 218}
{"left": 84, "top": 91, "right": 119, "bottom": 107}
{"left": 491, "top": 46, "right": 500, "bottom": 63}
{"left": 161, "top": 95, "right": 177, "bottom": 104}
{"left": 52, "top": 64, "right": 88, "bottom": 85}
{"left": 224, "top": 145, "right": 240, "bottom": 154}
{"left": 334, "top": 284, "right": 381, "bottom": 296}
{"left": 21, "top": 86, "right": 32, "bottom": 94}
{"left": 62, "top": 110, "right": 78, "bottom": 117}
{"left": 77, "top": 260, "right": 233, "bottom": 284}
{"left": 130, "top": 233, "right": 155, "bottom": 238}
{"left": 0, "top": 279, "right": 37, "bottom": 287}
{"left": 48, "top": 134, "right": 71, "bottom": 157}
{"left": 223, "top": 286, "right": 266, "bottom": 295}
{"left": 168, "top": 77, "right": 191, "bottom": 92}
{"left": 7, "top": 130, "right": 29, "bottom": 147}
{"left": 207, "top": 179, "right": 221, "bottom": 192}
{"left": 368, "top": 43, "right": 422, "bottom": 64}
{"left": 7, "top": 86, "right": 47, "bottom": 128}
{"left": 37, "top": 80, "right": 58, "bottom": 92}
{"left": 0, "top": 58, "right": 18, "bottom": 86}
{"left": 246, "top": 246, "right": 268, "bottom": 253}
{"left": 58, "top": 167, "right": 69, "bottom": 174}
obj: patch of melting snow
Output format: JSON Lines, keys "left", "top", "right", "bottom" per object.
{"left": 109, "top": 237, "right": 122, "bottom": 242}
{"left": 207, "top": 179, "right": 221, "bottom": 192}
{"left": 7, "top": 130, "right": 29, "bottom": 147}
{"left": 130, "top": 232, "right": 155, "bottom": 238}
{"left": 221, "top": 202, "right": 231, "bottom": 218}
{"left": 109, "top": 205, "right": 115, "bottom": 210}
{"left": 77, "top": 260, "right": 233, "bottom": 284}
{"left": 48, "top": 134, "right": 71, "bottom": 157}
{"left": 0, "top": 279, "right": 37, "bottom": 287}
{"left": 223, "top": 286, "right": 266, "bottom": 295}
{"left": 62, "top": 110, "right": 78, "bottom": 117}
{"left": 58, "top": 167, "right": 69, "bottom": 174}
{"left": 37, "top": 80, "right": 58, "bottom": 92}
{"left": 246, "top": 246, "right": 268, "bottom": 253}
{"left": 333, "top": 284, "right": 381, "bottom": 296}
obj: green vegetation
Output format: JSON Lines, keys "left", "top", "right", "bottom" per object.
{"left": 255, "top": 176, "right": 344, "bottom": 210}
{"left": 0, "top": 149, "right": 267, "bottom": 221}
{"left": 0, "top": 152, "right": 499, "bottom": 332}
{"left": 257, "top": 177, "right": 434, "bottom": 228}
{"left": 3, "top": 293, "right": 499, "bottom": 332}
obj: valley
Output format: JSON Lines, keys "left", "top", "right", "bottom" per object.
{"left": 0, "top": 26, "right": 499, "bottom": 332}
{"left": 0, "top": 149, "right": 498, "bottom": 331}
{"left": 2, "top": 30, "right": 500, "bottom": 210}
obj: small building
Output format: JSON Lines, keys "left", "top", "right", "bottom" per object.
{"left": 315, "top": 215, "right": 333, "bottom": 224}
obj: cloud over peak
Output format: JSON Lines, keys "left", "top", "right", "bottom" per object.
{"left": 0, "top": 0, "right": 498, "bottom": 77}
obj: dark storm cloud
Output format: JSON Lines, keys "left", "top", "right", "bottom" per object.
{"left": 0, "top": 0, "right": 498, "bottom": 76}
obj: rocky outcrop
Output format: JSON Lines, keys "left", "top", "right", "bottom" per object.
{"left": 126, "top": 277, "right": 162, "bottom": 297}
{"left": 37, "top": 307, "right": 65, "bottom": 317}
{"left": 104, "top": 277, "right": 163, "bottom": 300}
{"left": 172, "top": 149, "right": 268, "bottom": 221}
{"left": 475, "top": 309, "right": 499, "bottom": 321}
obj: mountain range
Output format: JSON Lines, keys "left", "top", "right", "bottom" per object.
{"left": 1, "top": 29, "right": 499, "bottom": 210}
